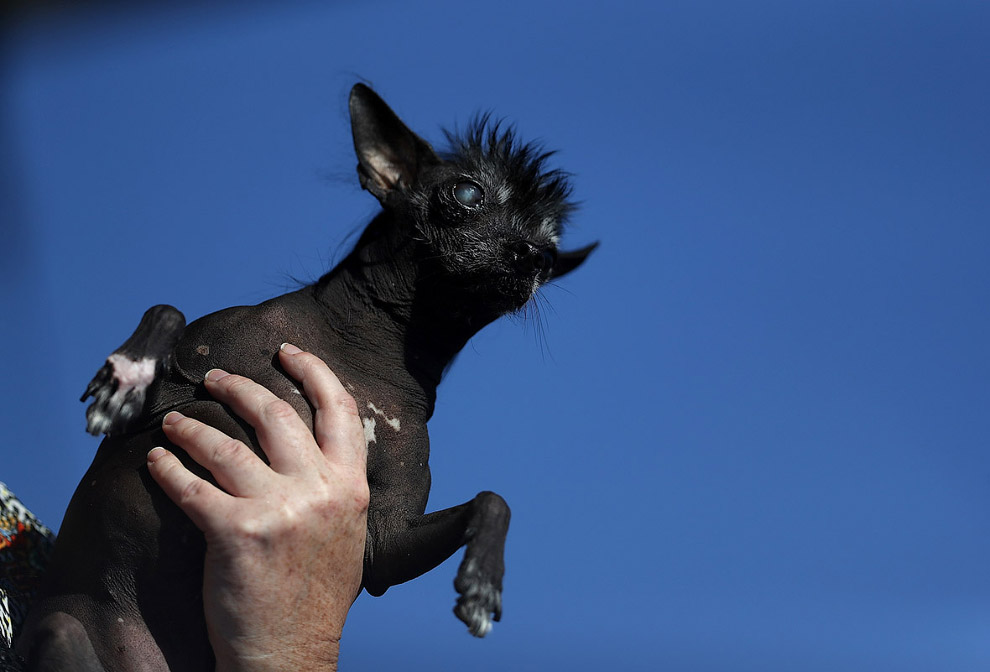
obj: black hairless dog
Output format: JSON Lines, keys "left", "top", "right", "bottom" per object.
{"left": 16, "top": 84, "right": 595, "bottom": 671}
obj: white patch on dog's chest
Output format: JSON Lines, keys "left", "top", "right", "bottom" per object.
{"left": 361, "top": 401, "right": 401, "bottom": 445}
{"left": 362, "top": 417, "right": 377, "bottom": 445}
{"left": 366, "top": 401, "right": 401, "bottom": 431}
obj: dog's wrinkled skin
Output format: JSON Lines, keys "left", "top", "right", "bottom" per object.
{"left": 16, "top": 84, "right": 595, "bottom": 671}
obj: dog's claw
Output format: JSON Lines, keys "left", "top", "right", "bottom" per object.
{"left": 453, "top": 557, "right": 503, "bottom": 637}
{"left": 82, "top": 354, "right": 157, "bottom": 435}
{"left": 81, "top": 304, "right": 185, "bottom": 436}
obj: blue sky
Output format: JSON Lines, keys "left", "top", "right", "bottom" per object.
{"left": 3, "top": 1, "right": 990, "bottom": 670}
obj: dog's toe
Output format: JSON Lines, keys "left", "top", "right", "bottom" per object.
{"left": 82, "top": 355, "right": 157, "bottom": 435}
{"left": 454, "top": 557, "right": 502, "bottom": 637}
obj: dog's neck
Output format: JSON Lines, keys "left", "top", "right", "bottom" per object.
{"left": 309, "top": 213, "right": 500, "bottom": 414}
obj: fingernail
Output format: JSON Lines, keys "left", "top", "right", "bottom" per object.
{"left": 147, "top": 447, "right": 166, "bottom": 463}
{"left": 205, "top": 368, "right": 229, "bottom": 382}
{"left": 280, "top": 343, "right": 302, "bottom": 355}
{"left": 163, "top": 411, "right": 183, "bottom": 426}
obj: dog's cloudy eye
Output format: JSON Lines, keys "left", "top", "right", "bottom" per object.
{"left": 453, "top": 181, "right": 484, "bottom": 208}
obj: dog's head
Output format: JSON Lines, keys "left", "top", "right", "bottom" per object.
{"left": 349, "top": 83, "right": 595, "bottom": 317}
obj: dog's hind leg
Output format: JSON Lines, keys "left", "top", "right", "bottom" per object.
{"left": 364, "top": 491, "right": 510, "bottom": 638}
{"left": 81, "top": 304, "right": 185, "bottom": 436}
{"left": 18, "top": 612, "right": 104, "bottom": 672}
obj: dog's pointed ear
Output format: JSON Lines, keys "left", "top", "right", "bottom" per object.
{"left": 550, "top": 242, "right": 598, "bottom": 280}
{"left": 350, "top": 84, "right": 440, "bottom": 205}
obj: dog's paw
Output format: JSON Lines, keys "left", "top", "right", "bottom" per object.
{"left": 453, "top": 556, "right": 503, "bottom": 637}
{"left": 81, "top": 354, "right": 157, "bottom": 435}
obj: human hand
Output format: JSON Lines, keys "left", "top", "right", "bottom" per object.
{"left": 146, "top": 344, "right": 369, "bottom": 672}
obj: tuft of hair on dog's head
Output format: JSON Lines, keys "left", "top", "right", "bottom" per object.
{"left": 349, "top": 83, "right": 596, "bottom": 317}
{"left": 440, "top": 115, "right": 577, "bottom": 232}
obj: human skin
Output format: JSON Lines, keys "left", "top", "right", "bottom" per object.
{"left": 146, "top": 343, "right": 369, "bottom": 672}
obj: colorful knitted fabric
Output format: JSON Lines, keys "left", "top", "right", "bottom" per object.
{"left": 0, "top": 482, "right": 55, "bottom": 652}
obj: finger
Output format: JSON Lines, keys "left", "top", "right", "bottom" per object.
{"left": 202, "top": 369, "right": 314, "bottom": 472}
{"left": 161, "top": 411, "right": 270, "bottom": 497}
{"left": 278, "top": 344, "right": 367, "bottom": 470}
{"left": 146, "top": 446, "right": 232, "bottom": 534}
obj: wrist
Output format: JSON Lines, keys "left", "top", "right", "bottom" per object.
{"left": 214, "top": 635, "right": 341, "bottom": 672}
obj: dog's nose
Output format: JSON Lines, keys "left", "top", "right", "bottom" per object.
{"left": 509, "top": 241, "right": 557, "bottom": 276}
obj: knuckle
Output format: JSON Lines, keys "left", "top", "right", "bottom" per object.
{"left": 332, "top": 392, "right": 361, "bottom": 419}
{"left": 297, "top": 350, "right": 330, "bottom": 372}
{"left": 327, "top": 470, "right": 370, "bottom": 512}
{"left": 177, "top": 476, "right": 207, "bottom": 507}
{"left": 310, "top": 471, "right": 368, "bottom": 515}
{"left": 229, "top": 513, "right": 266, "bottom": 540}
{"left": 223, "top": 375, "right": 254, "bottom": 395}
{"left": 261, "top": 399, "right": 299, "bottom": 424}
{"left": 294, "top": 350, "right": 319, "bottom": 367}
{"left": 210, "top": 437, "right": 248, "bottom": 465}
{"left": 352, "top": 479, "right": 371, "bottom": 511}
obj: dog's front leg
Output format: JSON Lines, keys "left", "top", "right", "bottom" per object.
{"left": 365, "top": 491, "right": 510, "bottom": 637}
{"left": 81, "top": 304, "right": 185, "bottom": 436}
